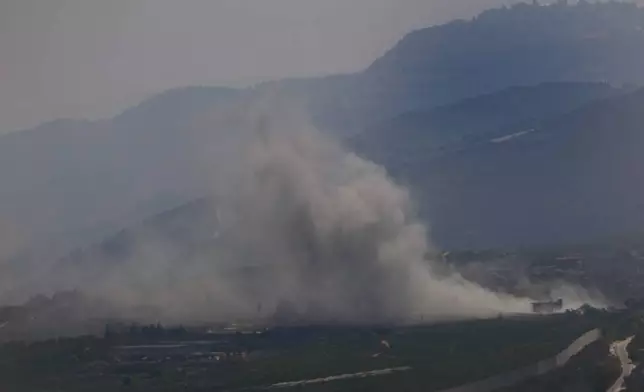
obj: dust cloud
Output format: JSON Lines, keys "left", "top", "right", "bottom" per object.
{"left": 10, "top": 100, "right": 603, "bottom": 326}
{"left": 70, "top": 100, "right": 536, "bottom": 324}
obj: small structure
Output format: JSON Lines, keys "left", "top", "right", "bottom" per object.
{"left": 532, "top": 298, "right": 563, "bottom": 314}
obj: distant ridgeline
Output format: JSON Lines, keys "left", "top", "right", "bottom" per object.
{"left": 3, "top": 0, "right": 644, "bottom": 293}
{"left": 315, "top": 0, "right": 644, "bottom": 132}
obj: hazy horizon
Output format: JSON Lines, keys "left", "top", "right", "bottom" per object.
{"left": 0, "top": 0, "right": 636, "bottom": 331}
{"left": 0, "top": 0, "right": 577, "bottom": 133}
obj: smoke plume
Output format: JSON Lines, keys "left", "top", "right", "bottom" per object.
{"left": 5, "top": 100, "right": 542, "bottom": 325}
{"left": 205, "top": 107, "right": 534, "bottom": 323}
{"left": 89, "top": 101, "right": 534, "bottom": 323}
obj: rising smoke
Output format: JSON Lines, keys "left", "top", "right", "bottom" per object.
{"left": 74, "top": 100, "right": 536, "bottom": 324}
{"left": 5, "top": 99, "right": 602, "bottom": 326}
{"left": 210, "top": 107, "right": 536, "bottom": 322}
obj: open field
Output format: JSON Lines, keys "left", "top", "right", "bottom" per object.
{"left": 0, "top": 311, "right": 619, "bottom": 392}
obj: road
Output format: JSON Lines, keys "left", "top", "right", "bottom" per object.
{"left": 266, "top": 367, "right": 412, "bottom": 389}
{"left": 607, "top": 336, "right": 635, "bottom": 392}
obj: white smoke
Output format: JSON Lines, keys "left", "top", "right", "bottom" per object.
{"left": 164, "top": 102, "right": 535, "bottom": 323}
{"left": 2, "top": 100, "right": 548, "bottom": 325}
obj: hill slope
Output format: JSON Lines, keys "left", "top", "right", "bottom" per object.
{"left": 387, "top": 88, "right": 644, "bottom": 249}
{"left": 50, "top": 86, "right": 644, "bottom": 273}
{"left": 2, "top": 1, "right": 644, "bottom": 282}
{"left": 351, "top": 82, "right": 623, "bottom": 162}
{"left": 309, "top": 1, "right": 644, "bottom": 131}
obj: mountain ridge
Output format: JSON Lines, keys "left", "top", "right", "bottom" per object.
{"left": 350, "top": 81, "right": 625, "bottom": 164}
{"left": 2, "top": 2, "right": 644, "bottom": 291}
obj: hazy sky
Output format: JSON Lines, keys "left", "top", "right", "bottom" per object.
{"left": 0, "top": 0, "right": 590, "bottom": 132}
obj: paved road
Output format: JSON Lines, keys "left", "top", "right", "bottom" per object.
{"left": 607, "top": 336, "right": 635, "bottom": 392}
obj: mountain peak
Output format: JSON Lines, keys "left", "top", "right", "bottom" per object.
{"left": 371, "top": 0, "right": 644, "bottom": 73}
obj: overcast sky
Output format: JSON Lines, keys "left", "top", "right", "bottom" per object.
{"left": 0, "top": 0, "right": 617, "bottom": 132}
